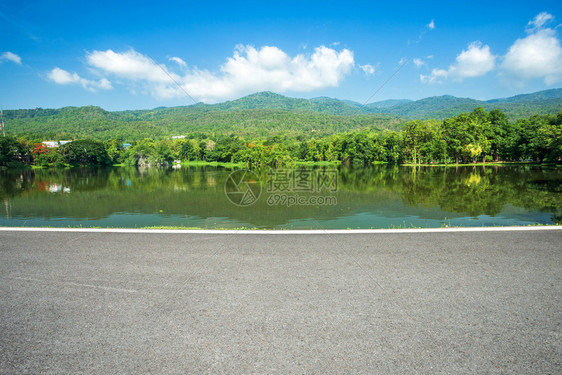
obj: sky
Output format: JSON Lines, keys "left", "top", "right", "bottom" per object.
{"left": 1, "top": 0, "right": 562, "bottom": 111}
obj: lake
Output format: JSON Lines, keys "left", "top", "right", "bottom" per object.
{"left": 0, "top": 165, "right": 560, "bottom": 229}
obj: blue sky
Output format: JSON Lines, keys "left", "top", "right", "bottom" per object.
{"left": 1, "top": 0, "right": 561, "bottom": 110}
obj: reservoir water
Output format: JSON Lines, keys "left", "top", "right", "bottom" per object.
{"left": 0, "top": 165, "right": 560, "bottom": 229}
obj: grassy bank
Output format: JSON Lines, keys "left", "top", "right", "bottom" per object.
{"left": 179, "top": 161, "right": 246, "bottom": 168}
{"left": 400, "top": 161, "right": 549, "bottom": 167}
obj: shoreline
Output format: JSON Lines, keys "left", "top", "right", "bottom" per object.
{"left": 1, "top": 225, "right": 560, "bottom": 234}
{"left": 6, "top": 161, "right": 562, "bottom": 170}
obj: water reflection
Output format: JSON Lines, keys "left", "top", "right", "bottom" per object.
{"left": 0, "top": 165, "right": 560, "bottom": 228}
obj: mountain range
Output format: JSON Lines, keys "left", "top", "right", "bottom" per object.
{"left": 4, "top": 88, "right": 562, "bottom": 140}
{"left": 203, "top": 88, "right": 562, "bottom": 119}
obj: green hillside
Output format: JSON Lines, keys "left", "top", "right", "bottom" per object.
{"left": 487, "top": 88, "right": 562, "bottom": 103}
{"left": 3, "top": 88, "right": 561, "bottom": 141}
{"left": 4, "top": 106, "right": 402, "bottom": 141}
{"left": 372, "top": 92, "right": 562, "bottom": 120}
{"left": 210, "top": 91, "right": 372, "bottom": 116}
{"left": 380, "top": 95, "right": 484, "bottom": 119}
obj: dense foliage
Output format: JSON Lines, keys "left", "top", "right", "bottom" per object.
{"left": 3, "top": 89, "right": 561, "bottom": 142}
{"left": 1, "top": 108, "right": 560, "bottom": 168}
{"left": 4, "top": 106, "right": 401, "bottom": 141}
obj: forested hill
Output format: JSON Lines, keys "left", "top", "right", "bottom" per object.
{"left": 379, "top": 93, "right": 562, "bottom": 119}
{"left": 487, "top": 88, "right": 562, "bottom": 103}
{"left": 180, "top": 89, "right": 562, "bottom": 118}
{"left": 3, "top": 89, "right": 561, "bottom": 141}
{"left": 203, "top": 91, "right": 368, "bottom": 116}
{"left": 4, "top": 106, "right": 403, "bottom": 141}
{"left": 201, "top": 88, "right": 562, "bottom": 118}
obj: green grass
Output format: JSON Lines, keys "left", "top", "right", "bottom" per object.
{"left": 294, "top": 160, "right": 341, "bottom": 166}
{"left": 179, "top": 160, "right": 245, "bottom": 168}
{"left": 400, "top": 161, "right": 544, "bottom": 167}
{"left": 140, "top": 225, "right": 265, "bottom": 230}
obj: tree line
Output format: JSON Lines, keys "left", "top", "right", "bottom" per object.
{"left": 1, "top": 108, "right": 560, "bottom": 168}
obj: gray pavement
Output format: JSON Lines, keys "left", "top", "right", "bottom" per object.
{"left": 0, "top": 229, "right": 560, "bottom": 374}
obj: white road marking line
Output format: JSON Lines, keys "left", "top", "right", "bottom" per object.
{"left": 0, "top": 226, "right": 560, "bottom": 234}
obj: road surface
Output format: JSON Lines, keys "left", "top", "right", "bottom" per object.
{"left": 0, "top": 229, "right": 560, "bottom": 374}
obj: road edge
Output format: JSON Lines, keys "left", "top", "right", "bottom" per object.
{"left": 0, "top": 226, "right": 561, "bottom": 234}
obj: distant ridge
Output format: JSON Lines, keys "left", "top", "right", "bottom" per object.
{"left": 7, "top": 88, "right": 562, "bottom": 120}
{"left": 208, "top": 91, "right": 367, "bottom": 116}
{"left": 366, "top": 90, "right": 562, "bottom": 119}
{"left": 4, "top": 88, "right": 561, "bottom": 140}
{"left": 486, "top": 88, "right": 562, "bottom": 103}
{"left": 182, "top": 88, "right": 562, "bottom": 119}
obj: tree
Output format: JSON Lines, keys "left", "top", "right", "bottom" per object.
{"left": 442, "top": 113, "right": 477, "bottom": 164}
{"left": 514, "top": 115, "right": 549, "bottom": 162}
{"left": 124, "top": 138, "right": 172, "bottom": 167}
{"left": 0, "top": 136, "right": 26, "bottom": 167}
{"left": 104, "top": 139, "right": 124, "bottom": 164}
{"left": 488, "top": 109, "right": 508, "bottom": 162}
{"left": 179, "top": 139, "right": 199, "bottom": 161}
{"left": 403, "top": 120, "right": 441, "bottom": 164}
{"left": 59, "top": 140, "right": 111, "bottom": 166}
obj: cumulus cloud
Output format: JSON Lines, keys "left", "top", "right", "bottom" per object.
{"left": 87, "top": 49, "right": 169, "bottom": 82}
{"left": 187, "top": 45, "right": 355, "bottom": 102}
{"left": 59, "top": 45, "right": 357, "bottom": 102}
{"left": 48, "top": 67, "right": 112, "bottom": 91}
{"left": 501, "top": 12, "right": 562, "bottom": 85}
{"left": 421, "top": 12, "right": 562, "bottom": 86}
{"left": 0, "top": 51, "right": 22, "bottom": 64}
{"left": 421, "top": 41, "right": 495, "bottom": 83}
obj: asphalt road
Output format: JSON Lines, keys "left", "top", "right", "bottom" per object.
{"left": 0, "top": 229, "right": 560, "bottom": 374}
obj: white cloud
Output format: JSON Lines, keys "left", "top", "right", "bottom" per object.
{"left": 0, "top": 51, "right": 22, "bottom": 64}
{"left": 359, "top": 64, "right": 375, "bottom": 75}
{"left": 501, "top": 13, "right": 562, "bottom": 85}
{"left": 427, "top": 20, "right": 435, "bottom": 30}
{"left": 69, "top": 45, "right": 356, "bottom": 102}
{"left": 48, "top": 67, "right": 113, "bottom": 91}
{"left": 421, "top": 41, "right": 495, "bottom": 83}
{"left": 526, "top": 11, "right": 554, "bottom": 31}
{"left": 413, "top": 58, "right": 425, "bottom": 67}
{"left": 87, "top": 49, "right": 170, "bottom": 83}
{"left": 188, "top": 45, "right": 355, "bottom": 102}
{"left": 421, "top": 12, "right": 562, "bottom": 86}
{"left": 420, "top": 69, "right": 448, "bottom": 84}
{"left": 169, "top": 56, "right": 187, "bottom": 68}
